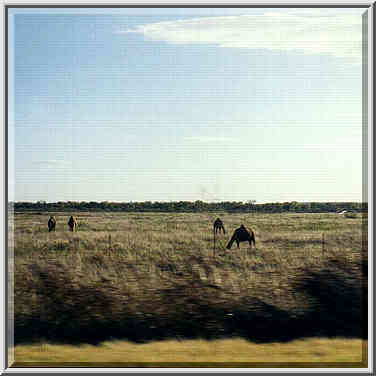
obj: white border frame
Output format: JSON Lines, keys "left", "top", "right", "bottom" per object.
{"left": 2, "top": 1, "right": 373, "bottom": 374}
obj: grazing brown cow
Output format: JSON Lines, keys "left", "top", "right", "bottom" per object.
{"left": 213, "top": 218, "right": 226, "bottom": 234}
{"left": 48, "top": 216, "right": 56, "bottom": 232}
{"left": 68, "top": 216, "right": 78, "bottom": 232}
{"left": 226, "top": 224, "right": 256, "bottom": 249}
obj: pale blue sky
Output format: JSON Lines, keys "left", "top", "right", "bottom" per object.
{"left": 8, "top": 7, "right": 365, "bottom": 203}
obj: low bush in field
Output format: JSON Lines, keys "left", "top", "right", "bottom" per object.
{"left": 344, "top": 212, "right": 358, "bottom": 219}
{"left": 12, "top": 212, "right": 367, "bottom": 344}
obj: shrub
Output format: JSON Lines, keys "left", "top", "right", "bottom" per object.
{"left": 344, "top": 212, "right": 358, "bottom": 219}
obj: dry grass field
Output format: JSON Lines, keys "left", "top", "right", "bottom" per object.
{"left": 10, "top": 211, "right": 367, "bottom": 366}
{"left": 14, "top": 338, "right": 366, "bottom": 367}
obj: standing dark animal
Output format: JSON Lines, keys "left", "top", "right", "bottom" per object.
{"left": 68, "top": 216, "right": 78, "bottom": 232}
{"left": 213, "top": 218, "right": 225, "bottom": 234}
{"left": 48, "top": 216, "right": 56, "bottom": 232}
{"left": 226, "top": 224, "right": 256, "bottom": 249}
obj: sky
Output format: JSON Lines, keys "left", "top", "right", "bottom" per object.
{"left": 8, "top": 7, "right": 366, "bottom": 203}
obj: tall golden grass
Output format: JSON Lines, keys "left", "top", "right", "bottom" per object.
{"left": 14, "top": 338, "right": 366, "bottom": 367}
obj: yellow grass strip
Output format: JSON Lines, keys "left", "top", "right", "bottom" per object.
{"left": 14, "top": 338, "right": 367, "bottom": 366}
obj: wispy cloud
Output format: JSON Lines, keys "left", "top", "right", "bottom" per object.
{"left": 185, "top": 136, "right": 238, "bottom": 143}
{"left": 121, "top": 9, "right": 363, "bottom": 61}
{"left": 32, "top": 160, "right": 72, "bottom": 168}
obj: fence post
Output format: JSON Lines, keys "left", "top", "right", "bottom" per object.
{"left": 213, "top": 229, "right": 216, "bottom": 259}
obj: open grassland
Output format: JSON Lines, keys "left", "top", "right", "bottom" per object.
{"left": 14, "top": 338, "right": 367, "bottom": 367}
{"left": 10, "top": 211, "right": 367, "bottom": 365}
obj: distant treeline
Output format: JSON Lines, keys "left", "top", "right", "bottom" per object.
{"left": 9, "top": 200, "right": 366, "bottom": 213}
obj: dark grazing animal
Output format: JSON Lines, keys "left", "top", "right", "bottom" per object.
{"left": 213, "top": 218, "right": 225, "bottom": 234}
{"left": 226, "top": 224, "right": 256, "bottom": 249}
{"left": 48, "top": 216, "right": 56, "bottom": 232}
{"left": 68, "top": 216, "right": 78, "bottom": 232}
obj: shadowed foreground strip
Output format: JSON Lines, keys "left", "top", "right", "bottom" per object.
{"left": 14, "top": 257, "right": 366, "bottom": 345}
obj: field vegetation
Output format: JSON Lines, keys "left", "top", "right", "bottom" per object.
{"left": 10, "top": 211, "right": 367, "bottom": 364}
{"left": 14, "top": 338, "right": 366, "bottom": 367}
